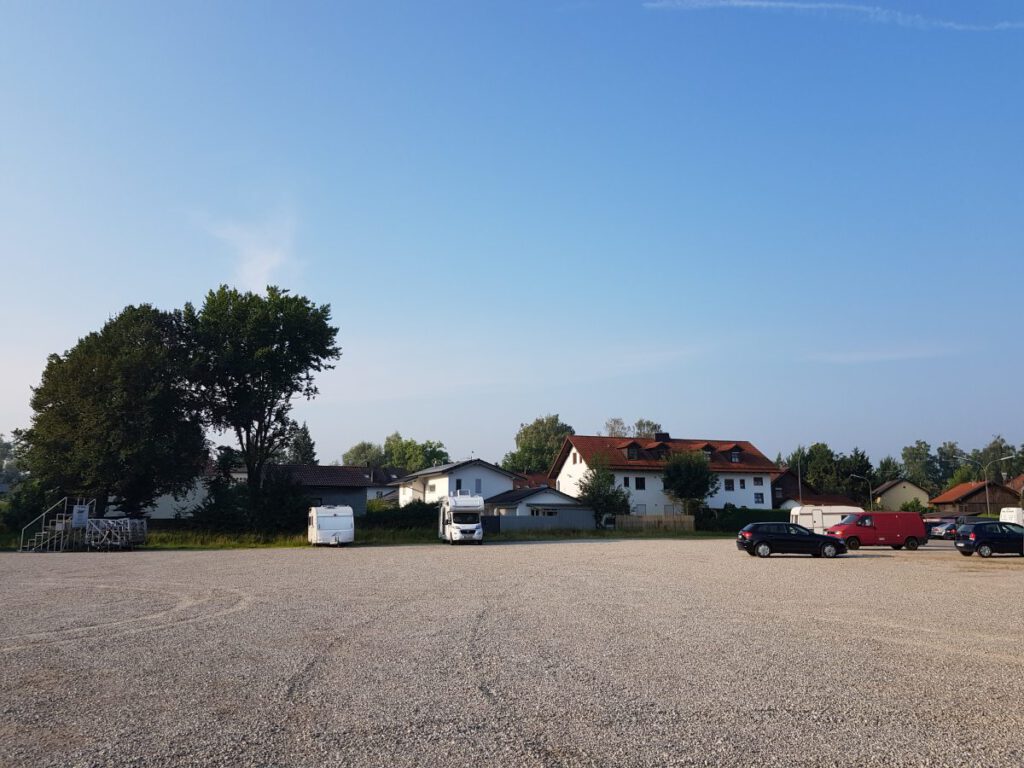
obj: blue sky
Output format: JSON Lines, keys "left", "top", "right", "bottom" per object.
{"left": 2, "top": 1, "right": 1022, "bottom": 466}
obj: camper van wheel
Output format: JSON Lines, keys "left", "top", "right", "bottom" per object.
{"left": 905, "top": 538, "right": 919, "bottom": 551}
{"left": 845, "top": 537, "right": 860, "bottom": 551}
{"left": 755, "top": 542, "right": 771, "bottom": 558}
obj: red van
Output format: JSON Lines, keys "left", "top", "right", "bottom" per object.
{"left": 824, "top": 512, "right": 927, "bottom": 551}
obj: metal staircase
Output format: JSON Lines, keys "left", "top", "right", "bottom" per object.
{"left": 18, "top": 498, "right": 145, "bottom": 552}
{"left": 20, "top": 498, "right": 76, "bottom": 552}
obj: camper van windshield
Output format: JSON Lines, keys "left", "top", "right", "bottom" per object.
{"left": 838, "top": 514, "right": 860, "bottom": 525}
{"left": 453, "top": 513, "right": 479, "bottom": 524}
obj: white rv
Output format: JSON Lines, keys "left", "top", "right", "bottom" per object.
{"left": 789, "top": 505, "right": 863, "bottom": 534}
{"left": 1000, "top": 507, "right": 1024, "bottom": 526}
{"left": 308, "top": 505, "right": 355, "bottom": 546}
{"left": 439, "top": 491, "right": 485, "bottom": 544}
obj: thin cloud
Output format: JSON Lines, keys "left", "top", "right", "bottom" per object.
{"left": 644, "top": 1, "right": 1024, "bottom": 32}
{"left": 208, "top": 211, "right": 296, "bottom": 293}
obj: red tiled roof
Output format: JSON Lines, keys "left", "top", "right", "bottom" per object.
{"left": 929, "top": 482, "right": 987, "bottom": 505}
{"left": 549, "top": 435, "right": 776, "bottom": 479}
{"left": 1007, "top": 474, "right": 1024, "bottom": 493}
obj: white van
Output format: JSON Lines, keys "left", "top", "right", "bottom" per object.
{"left": 439, "top": 491, "right": 485, "bottom": 544}
{"left": 789, "top": 505, "right": 863, "bottom": 535}
{"left": 999, "top": 507, "right": 1024, "bottom": 526}
{"left": 308, "top": 505, "right": 355, "bottom": 546}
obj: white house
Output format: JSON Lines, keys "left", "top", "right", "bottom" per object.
{"left": 362, "top": 467, "right": 405, "bottom": 501}
{"left": 395, "top": 459, "right": 517, "bottom": 506}
{"left": 549, "top": 433, "right": 777, "bottom": 514}
{"left": 485, "top": 486, "right": 585, "bottom": 517}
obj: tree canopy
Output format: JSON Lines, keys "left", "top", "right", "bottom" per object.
{"left": 577, "top": 461, "right": 631, "bottom": 523}
{"left": 603, "top": 417, "right": 663, "bottom": 439}
{"left": 661, "top": 451, "right": 720, "bottom": 514}
{"left": 284, "top": 422, "right": 318, "bottom": 465}
{"left": 185, "top": 285, "right": 340, "bottom": 491}
{"left": 342, "top": 440, "right": 386, "bottom": 468}
{"left": 21, "top": 305, "right": 207, "bottom": 514}
{"left": 500, "top": 414, "right": 574, "bottom": 474}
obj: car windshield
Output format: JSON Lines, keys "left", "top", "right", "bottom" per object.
{"left": 838, "top": 514, "right": 859, "bottom": 525}
{"left": 453, "top": 513, "right": 479, "bottom": 524}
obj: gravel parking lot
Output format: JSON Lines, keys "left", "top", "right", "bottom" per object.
{"left": 2, "top": 539, "right": 1023, "bottom": 767}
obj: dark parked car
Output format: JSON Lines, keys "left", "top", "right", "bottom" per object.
{"left": 955, "top": 522, "right": 1024, "bottom": 557}
{"left": 737, "top": 522, "right": 847, "bottom": 558}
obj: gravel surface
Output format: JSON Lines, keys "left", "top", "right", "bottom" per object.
{"left": 2, "top": 539, "right": 1022, "bottom": 767}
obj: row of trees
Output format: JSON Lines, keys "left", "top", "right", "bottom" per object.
{"left": 7, "top": 285, "right": 339, "bottom": 522}
{"left": 779, "top": 436, "right": 1023, "bottom": 504}
{"left": 341, "top": 433, "right": 450, "bottom": 474}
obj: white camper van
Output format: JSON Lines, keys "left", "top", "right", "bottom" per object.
{"left": 1000, "top": 507, "right": 1024, "bottom": 526}
{"left": 789, "top": 505, "right": 863, "bottom": 535}
{"left": 308, "top": 505, "right": 355, "bottom": 546}
{"left": 439, "top": 491, "right": 485, "bottom": 544}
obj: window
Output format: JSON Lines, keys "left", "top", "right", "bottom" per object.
{"left": 474, "top": 478, "right": 482, "bottom": 494}
{"left": 427, "top": 483, "right": 436, "bottom": 493}
{"left": 739, "top": 479, "right": 746, "bottom": 490}
{"left": 703, "top": 447, "right": 713, "bottom": 460}
{"left": 635, "top": 477, "right": 646, "bottom": 491}
{"left": 572, "top": 453, "right": 577, "bottom": 465}
{"left": 455, "top": 479, "right": 462, "bottom": 491}
{"left": 724, "top": 479, "right": 735, "bottom": 491}
{"left": 754, "top": 477, "right": 764, "bottom": 487}
{"left": 627, "top": 446, "right": 639, "bottom": 459}
{"left": 623, "top": 477, "right": 630, "bottom": 488}
{"left": 556, "top": 480, "right": 560, "bottom": 491}
{"left": 730, "top": 450, "right": 740, "bottom": 463}
{"left": 754, "top": 493, "right": 764, "bottom": 504}
{"left": 633, "top": 504, "right": 647, "bottom": 515}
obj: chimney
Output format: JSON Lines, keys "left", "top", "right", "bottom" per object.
{"left": 654, "top": 432, "right": 670, "bottom": 442}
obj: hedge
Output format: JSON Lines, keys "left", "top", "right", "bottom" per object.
{"left": 694, "top": 508, "right": 790, "bottom": 532}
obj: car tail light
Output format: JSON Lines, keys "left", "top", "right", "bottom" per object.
{"left": 740, "top": 531, "right": 752, "bottom": 539}
{"left": 969, "top": 532, "right": 976, "bottom": 541}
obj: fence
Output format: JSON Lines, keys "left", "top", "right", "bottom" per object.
{"left": 614, "top": 514, "right": 695, "bottom": 532}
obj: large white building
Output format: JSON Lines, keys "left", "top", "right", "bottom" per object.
{"left": 395, "top": 459, "right": 517, "bottom": 506}
{"left": 549, "top": 433, "right": 777, "bottom": 513}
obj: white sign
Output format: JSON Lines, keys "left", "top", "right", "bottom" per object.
{"left": 71, "top": 505, "right": 89, "bottom": 528}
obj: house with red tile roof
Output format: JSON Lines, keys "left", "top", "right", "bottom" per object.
{"left": 1006, "top": 474, "right": 1024, "bottom": 495}
{"left": 929, "top": 481, "right": 1019, "bottom": 517}
{"left": 548, "top": 432, "right": 776, "bottom": 514}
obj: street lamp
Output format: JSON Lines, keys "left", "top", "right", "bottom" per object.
{"left": 958, "top": 454, "right": 1014, "bottom": 517}
{"left": 850, "top": 474, "right": 873, "bottom": 510}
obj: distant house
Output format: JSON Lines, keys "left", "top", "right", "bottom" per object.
{"left": 395, "top": 459, "right": 518, "bottom": 506}
{"left": 549, "top": 433, "right": 777, "bottom": 514}
{"left": 770, "top": 469, "right": 859, "bottom": 510}
{"left": 872, "top": 479, "right": 930, "bottom": 510}
{"left": 275, "top": 464, "right": 371, "bottom": 516}
{"left": 363, "top": 467, "right": 405, "bottom": 501}
{"left": 513, "top": 472, "right": 551, "bottom": 489}
{"left": 485, "top": 486, "right": 585, "bottom": 517}
{"left": 929, "top": 481, "right": 1019, "bottom": 517}
{"left": 1006, "top": 474, "right": 1024, "bottom": 496}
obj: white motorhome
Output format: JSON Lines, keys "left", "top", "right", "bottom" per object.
{"left": 439, "top": 491, "right": 485, "bottom": 545}
{"left": 789, "top": 505, "right": 863, "bottom": 535}
{"left": 308, "top": 505, "right": 355, "bottom": 546}
{"left": 1000, "top": 507, "right": 1024, "bottom": 526}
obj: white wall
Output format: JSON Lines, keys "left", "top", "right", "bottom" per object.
{"left": 554, "top": 451, "right": 589, "bottom": 497}
{"left": 707, "top": 473, "right": 772, "bottom": 509}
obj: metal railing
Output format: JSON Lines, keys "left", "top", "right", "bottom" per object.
{"left": 20, "top": 497, "right": 69, "bottom": 552}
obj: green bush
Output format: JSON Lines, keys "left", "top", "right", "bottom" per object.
{"left": 362, "top": 499, "right": 438, "bottom": 530}
{"left": 187, "top": 467, "right": 312, "bottom": 534}
{"left": 695, "top": 507, "right": 790, "bottom": 532}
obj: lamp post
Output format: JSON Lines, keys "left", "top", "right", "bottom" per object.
{"left": 850, "top": 474, "right": 873, "bottom": 510}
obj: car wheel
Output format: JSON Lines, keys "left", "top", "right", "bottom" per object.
{"left": 755, "top": 542, "right": 771, "bottom": 558}
{"left": 846, "top": 537, "right": 860, "bottom": 550}
{"left": 821, "top": 543, "right": 838, "bottom": 558}
{"left": 905, "top": 538, "right": 919, "bottom": 551}
{"left": 977, "top": 544, "right": 993, "bottom": 558}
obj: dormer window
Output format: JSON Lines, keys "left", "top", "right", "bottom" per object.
{"left": 627, "top": 445, "right": 639, "bottom": 460}
{"left": 702, "top": 447, "right": 713, "bottom": 460}
{"left": 730, "top": 450, "right": 741, "bottom": 463}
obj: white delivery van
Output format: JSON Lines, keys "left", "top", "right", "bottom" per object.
{"left": 789, "top": 505, "right": 863, "bottom": 535}
{"left": 439, "top": 491, "right": 485, "bottom": 545}
{"left": 1000, "top": 507, "right": 1024, "bottom": 526}
{"left": 308, "top": 505, "right": 355, "bottom": 546}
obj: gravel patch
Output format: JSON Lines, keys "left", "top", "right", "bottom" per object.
{"left": 1, "top": 540, "right": 1022, "bottom": 767}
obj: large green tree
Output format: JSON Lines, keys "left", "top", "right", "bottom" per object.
{"left": 835, "top": 448, "right": 874, "bottom": 505}
{"left": 577, "top": 461, "right": 631, "bottom": 523}
{"left": 901, "top": 440, "right": 940, "bottom": 495}
{"left": 382, "top": 432, "right": 450, "bottom": 473}
{"left": 804, "top": 443, "right": 838, "bottom": 495}
{"left": 284, "top": 422, "right": 318, "bottom": 465}
{"left": 342, "top": 440, "right": 386, "bottom": 468}
{"left": 662, "top": 451, "right": 720, "bottom": 514}
{"left": 875, "top": 456, "right": 903, "bottom": 484}
{"left": 21, "top": 305, "right": 207, "bottom": 515}
{"left": 500, "top": 414, "right": 574, "bottom": 474}
{"left": 185, "top": 286, "right": 340, "bottom": 492}
{"left": 602, "top": 417, "right": 662, "bottom": 439}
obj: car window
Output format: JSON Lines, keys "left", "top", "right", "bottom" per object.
{"left": 861, "top": 517, "right": 873, "bottom": 527}
{"left": 787, "top": 525, "right": 809, "bottom": 535}
{"left": 1003, "top": 523, "right": 1024, "bottom": 535}
{"left": 767, "top": 524, "right": 786, "bottom": 534}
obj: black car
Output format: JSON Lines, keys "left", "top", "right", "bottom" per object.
{"left": 737, "top": 522, "right": 847, "bottom": 558}
{"left": 955, "top": 522, "right": 1024, "bottom": 557}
